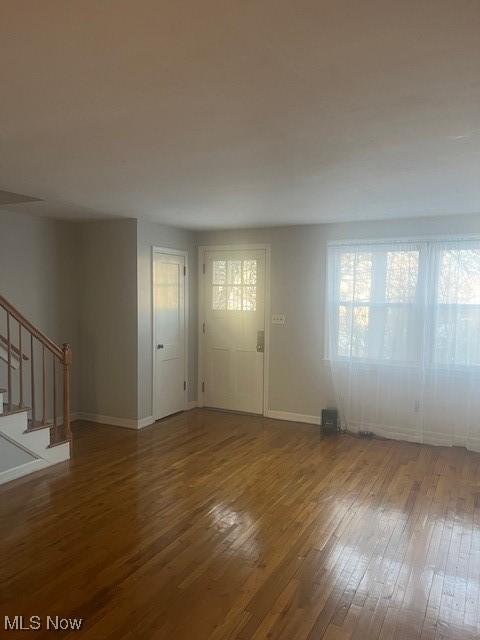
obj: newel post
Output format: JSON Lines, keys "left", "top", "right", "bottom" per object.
{"left": 62, "top": 343, "right": 72, "bottom": 442}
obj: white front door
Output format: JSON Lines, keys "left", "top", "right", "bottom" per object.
{"left": 153, "top": 250, "right": 186, "bottom": 420}
{"left": 202, "top": 249, "right": 265, "bottom": 414}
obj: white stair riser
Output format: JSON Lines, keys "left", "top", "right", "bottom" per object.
{"left": 0, "top": 411, "right": 69, "bottom": 463}
{"left": 45, "top": 441, "right": 70, "bottom": 464}
{"left": 0, "top": 412, "right": 48, "bottom": 456}
{"left": 0, "top": 409, "right": 70, "bottom": 487}
{"left": 0, "top": 414, "right": 70, "bottom": 486}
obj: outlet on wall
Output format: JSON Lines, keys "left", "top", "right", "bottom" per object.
{"left": 272, "top": 314, "right": 286, "bottom": 325}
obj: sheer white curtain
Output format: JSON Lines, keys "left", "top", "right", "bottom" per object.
{"left": 326, "top": 239, "right": 480, "bottom": 452}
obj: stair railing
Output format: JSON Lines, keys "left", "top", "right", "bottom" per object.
{"left": 0, "top": 294, "right": 72, "bottom": 446}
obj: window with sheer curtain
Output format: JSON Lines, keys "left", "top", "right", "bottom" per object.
{"left": 327, "top": 239, "right": 480, "bottom": 450}
{"left": 327, "top": 239, "right": 480, "bottom": 368}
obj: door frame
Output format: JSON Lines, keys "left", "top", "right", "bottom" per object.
{"left": 152, "top": 246, "right": 189, "bottom": 420}
{"left": 197, "top": 244, "right": 271, "bottom": 415}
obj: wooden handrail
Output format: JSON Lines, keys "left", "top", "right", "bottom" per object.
{"left": 0, "top": 294, "right": 64, "bottom": 361}
{"left": 0, "top": 333, "right": 29, "bottom": 361}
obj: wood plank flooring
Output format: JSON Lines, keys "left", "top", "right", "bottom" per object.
{"left": 1, "top": 408, "right": 480, "bottom": 639}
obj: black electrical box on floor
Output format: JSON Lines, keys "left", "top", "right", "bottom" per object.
{"left": 321, "top": 408, "right": 338, "bottom": 434}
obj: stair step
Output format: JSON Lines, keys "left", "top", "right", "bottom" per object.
{"left": 25, "top": 419, "right": 52, "bottom": 433}
{"left": 26, "top": 421, "right": 70, "bottom": 444}
{"left": 50, "top": 423, "right": 69, "bottom": 444}
{"left": 47, "top": 438, "right": 70, "bottom": 448}
{"left": 2, "top": 403, "right": 71, "bottom": 448}
{"left": 2, "top": 403, "right": 29, "bottom": 416}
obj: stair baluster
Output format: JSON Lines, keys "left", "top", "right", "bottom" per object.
{"left": 18, "top": 323, "right": 23, "bottom": 407}
{"left": 42, "top": 345, "right": 46, "bottom": 426}
{"left": 0, "top": 294, "right": 71, "bottom": 448}
{"left": 62, "top": 343, "right": 71, "bottom": 442}
{"left": 6, "top": 312, "right": 12, "bottom": 412}
{"left": 30, "top": 334, "right": 36, "bottom": 425}
{"left": 52, "top": 353, "right": 57, "bottom": 441}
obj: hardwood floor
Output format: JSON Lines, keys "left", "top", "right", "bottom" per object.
{"left": 1, "top": 409, "right": 480, "bottom": 639}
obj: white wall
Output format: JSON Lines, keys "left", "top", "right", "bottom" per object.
{"left": 137, "top": 221, "right": 197, "bottom": 420}
{"left": 198, "top": 213, "right": 480, "bottom": 418}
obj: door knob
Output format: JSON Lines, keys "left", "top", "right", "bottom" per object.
{"left": 157, "top": 344, "right": 164, "bottom": 349}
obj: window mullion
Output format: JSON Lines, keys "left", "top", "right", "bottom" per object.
{"left": 422, "top": 242, "right": 437, "bottom": 367}
{"left": 349, "top": 253, "right": 358, "bottom": 358}
{"left": 369, "top": 252, "right": 387, "bottom": 360}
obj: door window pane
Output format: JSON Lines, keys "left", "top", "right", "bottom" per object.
{"left": 227, "top": 286, "right": 242, "bottom": 311}
{"left": 213, "top": 260, "right": 226, "bottom": 285}
{"left": 212, "top": 285, "right": 227, "bottom": 311}
{"left": 243, "top": 260, "right": 257, "bottom": 284}
{"left": 227, "top": 261, "right": 242, "bottom": 285}
{"left": 243, "top": 286, "right": 256, "bottom": 311}
{"left": 211, "top": 259, "right": 257, "bottom": 311}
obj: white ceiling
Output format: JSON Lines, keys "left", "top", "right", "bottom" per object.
{"left": 1, "top": 1, "right": 480, "bottom": 229}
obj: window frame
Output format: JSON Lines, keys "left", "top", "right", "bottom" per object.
{"left": 327, "top": 237, "right": 480, "bottom": 371}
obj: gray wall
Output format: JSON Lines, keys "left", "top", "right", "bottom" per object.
{"left": 1, "top": 214, "right": 196, "bottom": 423}
{"left": 0, "top": 211, "right": 80, "bottom": 410}
{"left": 198, "top": 213, "right": 480, "bottom": 417}
{"left": 137, "top": 221, "right": 197, "bottom": 420}
{"left": 3, "top": 210, "right": 480, "bottom": 425}
{"left": 197, "top": 226, "right": 330, "bottom": 415}
{"left": 78, "top": 219, "right": 138, "bottom": 420}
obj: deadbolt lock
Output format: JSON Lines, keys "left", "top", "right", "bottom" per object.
{"left": 256, "top": 330, "right": 264, "bottom": 353}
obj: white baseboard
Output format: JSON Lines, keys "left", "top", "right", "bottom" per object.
{"left": 347, "top": 420, "right": 480, "bottom": 453}
{"left": 74, "top": 412, "right": 154, "bottom": 430}
{"left": 265, "top": 410, "right": 321, "bottom": 425}
{"left": 137, "top": 416, "right": 155, "bottom": 429}
{"left": 73, "top": 409, "right": 205, "bottom": 429}
{"left": 465, "top": 438, "right": 480, "bottom": 453}
{"left": 0, "top": 458, "right": 52, "bottom": 486}
{"left": 45, "top": 412, "right": 81, "bottom": 427}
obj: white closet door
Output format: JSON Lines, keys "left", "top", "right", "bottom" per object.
{"left": 153, "top": 251, "right": 185, "bottom": 420}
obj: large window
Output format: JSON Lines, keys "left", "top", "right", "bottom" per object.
{"left": 328, "top": 239, "right": 480, "bottom": 368}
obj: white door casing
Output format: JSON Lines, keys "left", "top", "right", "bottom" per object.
{"left": 200, "top": 247, "right": 267, "bottom": 414}
{"left": 153, "top": 249, "right": 187, "bottom": 420}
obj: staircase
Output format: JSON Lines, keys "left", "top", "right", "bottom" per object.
{"left": 0, "top": 294, "right": 72, "bottom": 484}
